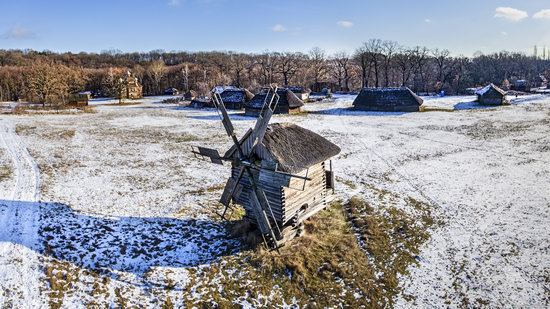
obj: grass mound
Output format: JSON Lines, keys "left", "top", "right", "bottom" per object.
{"left": 188, "top": 196, "right": 435, "bottom": 307}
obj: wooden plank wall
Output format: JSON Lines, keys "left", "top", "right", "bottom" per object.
{"left": 282, "top": 162, "right": 327, "bottom": 224}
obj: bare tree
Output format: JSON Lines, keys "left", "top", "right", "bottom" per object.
{"left": 229, "top": 53, "right": 250, "bottom": 88}
{"left": 257, "top": 51, "right": 276, "bottom": 86}
{"left": 331, "top": 52, "right": 352, "bottom": 91}
{"left": 410, "top": 46, "right": 430, "bottom": 93}
{"left": 394, "top": 48, "right": 415, "bottom": 87}
{"left": 381, "top": 40, "right": 399, "bottom": 87}
{"left": 275, "top": 52, "right": 304, "bottom": 86}
{"left": 147, "top": 59, "right": 167, "bottom": 95}
{"left": 364, "top": 39, "right": 384, "bottom": 88}
{"left": 353, "top": 46, "right": 371, "bottom": 88}
{"left": 432, "top": 49, "right": 451, "bottom": 84}
{"left": 309, "top": 47, "right": 328, "bottom": 91}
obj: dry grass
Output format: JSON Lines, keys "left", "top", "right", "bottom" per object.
{"left": 0, "top": 165, "right": 12, "bottom": 181}
{"left": 421, "top": 106, "right": 455, "bottom": 112}
{"left": 16, "top": 125, "right": 76, "bottom": 140}
{"left": 189, "top": 197, "right": 435, "bottom": 307}
{"left": 345, "top": 196, "right": 435, "bottom": 304}
{"left": 9, "top": 105, "right": 97, "bottom": 115}
{"left": 43, "top": 243, "right": 79, "bottom": 309}
{"left": 95, "top": 101, "right": 143, "bottom": 107}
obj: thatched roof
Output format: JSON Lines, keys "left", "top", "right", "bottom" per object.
{"left": 225, "top": 123, "right": 340, "bottom": 173}
{"left": 286, "top": 86, "right": 310, "bottom": 94}
{"left": 353, "top": 87, "right": 423, "bottom": 111}
{"left": 244, "top": 88, "right": 255, "bottom": 101}
{"left": 246, "top": 88, "right": 304, "bottom": 110}
{"left": 476, "top": 84, "right": 506, "bottom": 96}
{"left": 219, "top": 89, "right": 247, "bottom": 103}
{"left": 184, "top": 90, "right": 198, "bottom": 100}
{"left": 262, "top": 123, "right": 340, "bottom": 173}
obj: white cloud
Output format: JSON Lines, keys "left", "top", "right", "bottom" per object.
{"left": 501, "top": 31, "right": 508, "bottom": 36}
{"left": 533, "top": 9, "right": 550, "bottom": 20}
{"left": 424, "top": 18, "right": 432, "bottom": 23}
{"left": 494, "top": 7, "right": 528, "bottom": 22}
{"left": 168, "top": 0, "right": 182, "bottom": 6}
{"left": 337, "top": 20, "right": 353, "bottom": 28}
{"left": 272, "top": 24, "right": 286, "bottom": 32}
{"left": 2, "top": 26, "right": 36, "bottom": 40}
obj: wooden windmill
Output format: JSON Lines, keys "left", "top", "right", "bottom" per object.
{"left": 192, "top": 86, "right": 341, "bottom": 248}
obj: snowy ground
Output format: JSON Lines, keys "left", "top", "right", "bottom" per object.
{"left": 0, "top": 94, "right": 548, "bottom": 307}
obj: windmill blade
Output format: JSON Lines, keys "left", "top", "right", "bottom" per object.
{"left": 250, "top": 87, "right": 281, "bottom": 152}
{"left": 219, "top": 166, "right": 245, "bottom": 207}
{"left": 212, "top": 92, "right": 235, "bottom": 138}
{"left": 212, "top": 92, "right": 246, "bottom": 159}
{"left": 245, "top": 167, "right": 283, "bottom": 243}
{"left": 249, "top": 187, "right": 282, "bottom": 245}
{"left": 191, "top": 146, "right": 225, "bottom": 165}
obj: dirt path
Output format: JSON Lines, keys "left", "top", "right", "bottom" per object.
{"left": 0, "top": 120, "right": 44, "bottom": 307}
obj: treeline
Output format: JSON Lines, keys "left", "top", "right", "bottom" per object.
{"left": 1, "top": 39, "right": 550, "bottom": 103}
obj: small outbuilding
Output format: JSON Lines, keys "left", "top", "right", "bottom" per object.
{"left": 352, "top": 87, "right": 424, "bottom": 112}
{"left": 66, "top": 93, "right": 89, "bottom": 107}
{"left": 184, "top": 90, "right": 198, "bottom": 101}
{"left": 245, "top": 88, "right": 304, "bottom": 116}
{"left": 164, "top": 88, "right": 179, "bottom": 96}
{"left": 287, "top": 86, "right": 311, "bottom": 102}
{"left": 213, "top": 86, "right": 254, "bottom": 110}
{"left": 476, "top": 84, "right": 507, "bottom": 105}
{"left": 511, "top": 80, "right": 529, "bottom": 92}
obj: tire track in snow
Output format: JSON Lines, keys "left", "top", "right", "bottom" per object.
{"left": 0, "top": 121, "right": 44, "bottom": 308}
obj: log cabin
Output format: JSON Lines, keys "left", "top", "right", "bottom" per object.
{"left": 245, "top": 88, "right": 304, "bottom": 116}
{"left": 213, "top": 86, "right": 255, "bottom": 110}
{"left": 352, "top": 87, "right": 424, "bottom": 112}
{"left": 476, "top": 84, "right": 508, "bottom": 105}
{"left": 224, "top": 123, "right": 340, "bottom": 239}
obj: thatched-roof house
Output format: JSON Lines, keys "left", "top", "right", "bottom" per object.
{"left": 225, "top": 123, "right": 340, "bottom": 234}
{"left": 190, "top": 97, "right": 212, "bottom": 108}
{"left": 352, "top": 87, "right": 424, "bottom": 112}
{"left": 476, "top": 84, "right": 507, "bottom": 105}
{"left": 512, "top": 80, "right": 529, "bottom": 92}
{"left": 164, "top": 88, "right": 179, "bottom": 96}
{"left": 535, "top": 75, "right": 548, "bottom": 89}
{"left": 214, "top": 86, "right": 254, "bottom": 110}
{"left": 245, "top": 88, "right": 304, "bottom": 116}
{"left": 184, "top": 90, "right": 198, "bottom": 101}
{"left": 287, "top": 86, "right": 311, "bottom": 102}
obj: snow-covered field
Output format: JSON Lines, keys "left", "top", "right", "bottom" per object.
{"left": 0, "top": 94, "right": 548, "bottom": 307}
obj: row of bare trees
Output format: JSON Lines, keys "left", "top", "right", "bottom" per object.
{"left": 1, "top": 41, "right": 550, "bottom": 103}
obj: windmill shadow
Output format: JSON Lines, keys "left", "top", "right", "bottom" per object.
{"left": 0, "top": 200, "right": 240, "bottom": 287}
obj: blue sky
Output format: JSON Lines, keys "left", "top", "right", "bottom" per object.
{"left": 1, "top": 0, "right": 550, "bottom": 56}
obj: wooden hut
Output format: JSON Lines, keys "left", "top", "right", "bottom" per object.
{"left": 512, "top": 80, "right": 529, "bottom": 92}
{"left": 535, "top": 75, "right": 548, "bottom": 89}
{"left": 245, "top": 88, "right": 304, "bottom": 116}
{"left": 352, "top": 87, "right": 424, "bottom": 112}
{"left": 224, "top": 123, "right": 340, "bottom": 238}
{"left": 476, "top": 84, "right": 507, "bottom": 105}
{"left": 164, "top": 88, "right": 179, "bottom": 96}
{"left": 184, "top": 90, "right": 198, "bottom": 101}
{"left": 66, "top": 93, "right": 89, "bottom": 107}
{"left": 287, "top": 86, "right": 311, "bottom": 102}
{"left": 214, "top": 86, "right": 254, "bottom": 110}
